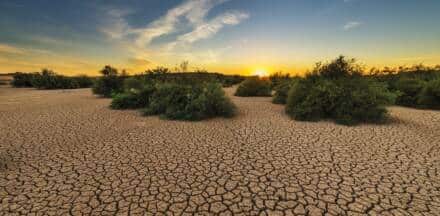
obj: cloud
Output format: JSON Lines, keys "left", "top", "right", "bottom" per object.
{"left": 343, "top": 21, "right": 362, "bottom": 30}
{"left": 127, "top": 58, "right": 151, "bottom": 66}
{"left": 175, "top": 11, "right": 249, "bottom": 45}
{"left": 101, "top": 0, "right": 249, "bottom": 49}
{"left": 0, "top": 43, "right": 52, "bottom": 55}
{"left": 100, "top": 8, "right": 132, "bottom": 39}
{"left": 0, "top": 44, "right": 26, "bottom": 55}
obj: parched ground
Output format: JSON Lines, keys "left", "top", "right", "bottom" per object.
{"left": 0, "top": 86, "right": 439, "bottom": 216}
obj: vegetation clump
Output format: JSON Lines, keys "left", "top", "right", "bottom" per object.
{"left": 92, "top": 65, "right": 126, "bottom": 97}
{"left": 234, "top": 78, "right": 272, "bottom": 97}
{"left": 417, "top": 79, "right": 440, "bottom": 109}
{"left": 272, "top": 79, "right": 298, "bottom": 104}
{"left": 11, "top": 72, "right": 37, "bottom": 87}
{"left": 107, "top": 67, "right": 237, "bottom": 121}
{"left": 370, "top": 65, "right": 440, "bottom": 109}
{"left": 286, "top": 56, "right": 397, "bottom": 125}
{"left": 141, "top": 82, "right": 236, "bottom": 120}
{"left": 11, "top": 70, "right": 93, "bottom": 89}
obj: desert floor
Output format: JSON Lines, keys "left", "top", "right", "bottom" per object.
{"left": 0, "top": 86, "right": 439, "bottom": 215}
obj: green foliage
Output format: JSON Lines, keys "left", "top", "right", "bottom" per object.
{"left": 123, "top": 77, "right": 145, "bottom": 91}
{"left": 110, "top": 84, "right": 156, "bottom": 110}
{"left": 92, "top": 65, "right": 125, "bottom": 97}
{"left": 418, "top": 79, "right": 440, "bottom": 109}
{"left": 269, "top": 72, "right": 291, "bottom": 89}
{"left": 141, "top": 82, "right": 236, "bottom": 121}
{"left": 11, "top": 70, "right": 93, "bottom": 89}
{"left": 234, "top": 78, "right": 272, "bottom": 97}
{"left": 394, "top": 78, "right": 425, "bottom": 107}
{"left": 73, "top": 75, "right": 94, "bottom": 88}
{"left": 11, "top": 72, "right": 37, "bottom": 87}
{"left": 142, "top": 67, "right": 244, "bottom": 87}
{"left": 272, "top": 79, "right": 298, "bottom": 104}
{"left": 286, "top": 56, "right": 397, "bottom": 125}
{"left": 308, "top": 56, "right": 362, "bottom": 79}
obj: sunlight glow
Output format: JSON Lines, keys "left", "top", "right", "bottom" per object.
{"left": 253, "top": 69, "right": 268, "bottom": 77}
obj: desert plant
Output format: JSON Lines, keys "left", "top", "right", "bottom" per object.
{"left": 269, "top": 72, "right": 291, "bottom": 89}
{"left": 417, "top": 79, "right": 440, "bottom": 109}
{"left": 11, "top": 72, "right": 37, "bottom": 87}
{"left": 142, "top": 82, "right": 236, "bottom": 120}
{"left": 92, "top": 65, "right": 124, "bottom": 97}
{"left": 73, "top": 75, "right": 94, "bottom": 88}
{"left": 234, "top": 78, "right": 271, "bottom": 97}
{"left": 272, "top": 79, "right": 298, "bottom": 104}
{"left": 286, "top": 56, "right": 397, "bottom": 125}
{"left": 110, "top": 84, "right": 156, "bottom": 110}
{"left": 394, "top": 78, "right": 426, "bottom": 107}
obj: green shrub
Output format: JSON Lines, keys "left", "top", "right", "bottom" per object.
{"left": 272, "top": 79, "right": 298, "bottom": 104}
{"left": 92, "top": 65, "right": 124, "bottom": 97}
{"left": 11, "top": 72, "right": 37, "bottom": 87}
{"left": 234, "top": 78, "right": 271, "bottom": 97}
{"left": 269, "top": 72, "right": 291, "bottom": 89}
{"left": 142, "top": 82, "right": 236, "bottom": 120}
{"left": 73, "top": 75, "right": 94, "bottom": 88}
{"left": 394, "top": 78, "right": 425, "bottom": 107}
{"left": 123, "top": 77, "right": 145, "bottom": 92}
{"left": 418, "top": 79, "right": 440, "bottom": 109}
{"left": 12, "top": 70, "right": 93, "bottom": 89}
{"left": 286, "top": 56, "right": 397, "bottom": 125}
{"left": 110, "top": 84, "right": 155, "bottom": 110}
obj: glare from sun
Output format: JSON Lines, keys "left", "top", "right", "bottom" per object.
{"left": 253, "top": 69, "right": 268, "bottom": 77}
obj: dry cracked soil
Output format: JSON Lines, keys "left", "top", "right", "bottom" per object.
{"left": 0, "top": 86, "right": 439, "bottom": 215}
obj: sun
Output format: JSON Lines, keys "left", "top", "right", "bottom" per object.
{"left": 253, "top": 69, "right": 268, "bottom": 77}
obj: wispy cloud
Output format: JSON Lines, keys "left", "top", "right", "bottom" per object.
{"left": 343, "top": 21, "right": 362, "bottom": 30}
{"left": 0, "top": 43, "right": 26, "bottom": 55}
{"left": 0, "top": 43, "right": 52, "bottom": 55}
{"left": 174, "top": 11, "right": 249, "bottom": 46}
{"left": 101, "top": 0, "right": 249, "bottom": 50}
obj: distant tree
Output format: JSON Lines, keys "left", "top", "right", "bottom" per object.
{"left": 100, "top": 65, "right": 118, "bottom": 76}
{"left": 180, "top": 61, "right": 189, "bottom": 72}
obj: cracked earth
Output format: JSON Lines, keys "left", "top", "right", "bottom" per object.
{"left": 0, "top": 86, "right": 440, "bottom": 215}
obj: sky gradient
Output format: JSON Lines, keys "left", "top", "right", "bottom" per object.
{"left": 0, "top": 0, "right": 439, "bottom": 75}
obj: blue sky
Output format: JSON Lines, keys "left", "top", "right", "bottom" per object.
{"left": 0, "top": 0, "right": 439, "bottom": 75}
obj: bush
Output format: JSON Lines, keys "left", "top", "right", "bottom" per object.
{"left": 110, "top": 84, "right": 155, "bottom": 110}
{"left": 418, "top": 79, "right": 440, "bottom": 109}
{"left": 142, "top": 82, "right": 236, "bottom": 120}
{"left": 12, "top": 70, "right": 93, "bottom": 89}
{"left": 92, "top": 65, "right": 125, "bottom": 97}
{"left": 286, "top": 56, "right": 397, "bottom": 125}
{"left": 269, "top": 72, "right": 291, "bottom": 89}
{"left": 272, "top": 79, "right": 298, "bottom": 104}
{"left": 394, "top": 78, "right": 425, "bottom": 107}
{"left": 11, "top": 72, "right": 37, "bottom": 87}
{"left": 73, "top": 75, "right": 94, "bottom": 88}
{"left": 234, "top": 78, "right": 271, "bottom": 97}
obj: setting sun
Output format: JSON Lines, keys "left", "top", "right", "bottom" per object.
{"left": 253, "top": 69, "right": 268, "bottom": 77}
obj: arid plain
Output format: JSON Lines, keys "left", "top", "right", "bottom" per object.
{"left": 0, "top": 86, "right": 439, "bottom": 215}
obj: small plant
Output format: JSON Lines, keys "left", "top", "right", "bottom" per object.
{"left": 11, "top": 72, "right": 37, "bottom": 87}
{"left": 234, "top": 78, "right": 271, "bottom": 97}
{"left": 12, "top": 70, "right": 93, "bottom": 89}
{"left": 110, "top": 84, "right": 155, "bottom": 110}
{"left": 417, "top": 79, "right": 440, "bottom": 109}
{"left": 394, "top": 78, "right": 425, "bottom": 107}
{"left": 272, "top": 79, "right": 298, "bottom": 104}
{"left": 269, "top": 72, "right": 291, "bottom": 89}
{"left": 92, "top": 65, "right": 125, "bottom": 97}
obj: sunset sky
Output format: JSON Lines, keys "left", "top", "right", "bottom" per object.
{"left": 0, "top": 0, "right": 439, "bottom": 76}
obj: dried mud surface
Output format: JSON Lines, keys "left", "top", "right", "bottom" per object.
{"left": 0, "top": 87, "right": 439, "bottom": 215}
